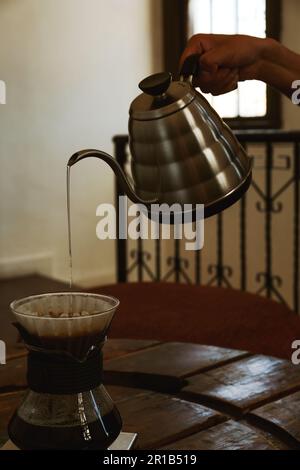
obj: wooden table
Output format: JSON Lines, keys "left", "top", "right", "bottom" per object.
{"left": 2, "top": 339, "right": 300, "bottom": 450}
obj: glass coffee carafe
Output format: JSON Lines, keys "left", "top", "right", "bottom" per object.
{"left": 8, "top": 292, "right": 122, "bottom": 450}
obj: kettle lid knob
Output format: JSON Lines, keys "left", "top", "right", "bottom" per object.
{"left": 139, "top": 72, "right": 172, "bottom": 96}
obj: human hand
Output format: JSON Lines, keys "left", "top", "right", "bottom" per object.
{"left": 180, "top": 34, "right": 270, "bottom": 95}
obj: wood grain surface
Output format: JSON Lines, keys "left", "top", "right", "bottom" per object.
{"left": 115, "top": 392, "right": 225, "bottom": 449}
{"left": 105, "top": 342, "right": 249, "bottom": 392}
{"left": 161, "top": 420, "right": 289, "bottom": 450}
{"left": 180, "top": 355, "right": 300, "bottom": 414}
{"left": 249, "top": 390, "right": 300, "bottom": 447}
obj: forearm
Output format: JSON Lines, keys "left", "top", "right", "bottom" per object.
{"left": 256, "top": 60, "right": 297, "bottom": 98}
{"left": 254, "top": 39, "right": 300, "bottom": 97}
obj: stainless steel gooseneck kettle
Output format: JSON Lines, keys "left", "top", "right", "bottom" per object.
{"left": 68, "top": 55, "right": 252, "bottom": 218}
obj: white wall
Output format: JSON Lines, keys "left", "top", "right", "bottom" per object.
{"left": 0, "top": 0, "right": 163, "bottom": 286}
{"left": 281, "top": 0, "right": 300, "bottom": 129}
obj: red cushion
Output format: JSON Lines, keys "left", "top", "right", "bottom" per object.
{"left": 93, "top": 282, "right": 300, "bottom": 359}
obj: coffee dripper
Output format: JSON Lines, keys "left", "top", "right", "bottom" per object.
{"left": 8, "top": 292, "right": 122, "bottom": 450}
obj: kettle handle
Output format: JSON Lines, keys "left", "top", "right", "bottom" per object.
{"left": 180, "top": 54, "right": 200, "bottom": 82}
{"left": 68, "top": 149, "right": 158, "bottom": 205}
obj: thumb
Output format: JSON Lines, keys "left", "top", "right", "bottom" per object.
{"left": 179, "top": 43, "right": 203, "bottom": 71}
{"left": 201, "top": 45, "right": 234, "bottom": 72}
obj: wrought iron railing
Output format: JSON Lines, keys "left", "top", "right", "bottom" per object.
{"left": 113, "top": 131, "right": 300, "bottom": 313}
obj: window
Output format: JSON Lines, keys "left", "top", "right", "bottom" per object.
{"left": 162, "top": 0, "right": 282, "bottom": 128}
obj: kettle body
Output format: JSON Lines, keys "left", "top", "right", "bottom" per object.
{"left": 129, "top": 70, "right": 252, "bottom": 217}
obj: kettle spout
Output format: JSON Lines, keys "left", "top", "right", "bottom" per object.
{"left": 68, "top": 149, "right": 158, "bottom": 205}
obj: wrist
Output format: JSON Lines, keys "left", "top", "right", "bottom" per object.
{"left": 248, "top": 38, "right": 281, "bottom": 82}
{"left": 252, "top": 58, "right": 272, "bottom": 82}
{"left": 260, "top": 37, "right": 282, "bottom": 62}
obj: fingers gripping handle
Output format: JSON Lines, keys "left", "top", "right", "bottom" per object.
{"left": 180, "top": 54, "right": 200, "bottom": 81}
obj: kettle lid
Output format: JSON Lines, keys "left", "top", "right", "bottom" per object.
{"left": 130, "top": 72, "right": 195, "bottom": 120}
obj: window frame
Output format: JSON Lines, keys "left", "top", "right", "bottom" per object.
{"left": 162, "top": 0, "right": 282, "bottom": 129}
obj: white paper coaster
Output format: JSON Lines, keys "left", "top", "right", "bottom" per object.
{"left": 1, "top": 432, "right": 138, "bottom": 451}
